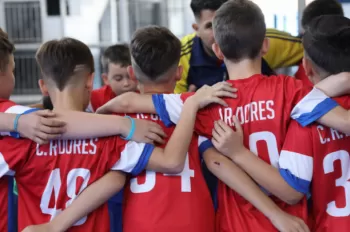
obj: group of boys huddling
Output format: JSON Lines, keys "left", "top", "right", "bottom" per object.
{"left": 0, "top": 0, "right": 350, "bottom": 232}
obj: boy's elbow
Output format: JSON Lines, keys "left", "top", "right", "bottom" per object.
{"left": 282, "top": 193, "right": 304, "bottom": 205}
{"left": 163, "top": 161, "right": 185, "bottom": 174}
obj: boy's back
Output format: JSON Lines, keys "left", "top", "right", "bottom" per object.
{"left": 0, "top": 134, "right": 151, "bottom": 231}
{"left": 122, "top": 112, "right": 215, "bottom": 232}
{"left": 280, "top": 96, "right": 350, "bottom": 232}
{"left": 155, "top": 74, "right": 332, "bottom": 231}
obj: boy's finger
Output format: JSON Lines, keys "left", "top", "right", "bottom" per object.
{"left": 232, "top": 116, "right": 242, "bottom": 133}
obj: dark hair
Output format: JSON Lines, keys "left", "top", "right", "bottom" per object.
{"left": 0, "top": 28, "right": 15, "bottom": 72}
{"left": 130, "top": 26, "right": 181, "bottom": 83}
{"left": 36, "top": 38, "right": 94, "bottom": 91}
{"left": 213, "top": 0, "right": 265, "bottom": 62}
{"left": 101, "top": 44, "right": 131, "bottom": 73}
{"left": 42, "top": 96, "right": 53, "bottom": 110}
{"left": 190, "top": 0, "right": 228, "bottom": 19}
{"left": 303, "top": 15, "right": 350, "bottom": 76}
{"left": 302, "top": 0, "right": 343, "bottom": 29}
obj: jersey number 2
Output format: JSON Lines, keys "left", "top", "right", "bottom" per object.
{"left": 130, "top": 154, "right": 194, "bottom": 193}
{"left": 40, "top": 168, "right": 91, "bottom": 225}
{"left": 323, "top": 150, "right": 350, "bottom": 217}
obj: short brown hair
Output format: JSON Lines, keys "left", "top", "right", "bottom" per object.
{"left": 36, "top": 38, "right": 94, "bottom": 90}
{"left": 0, "top": 28, "right": 15, "bottom": 72}
{"left": 213, "top": 0, "right": 265, "bottom": 62}
{"left": 130, "top": 26, "right": 181, "bottom": 83}
{"left": 101, "top": 44, "right": 131, "bottom": 73}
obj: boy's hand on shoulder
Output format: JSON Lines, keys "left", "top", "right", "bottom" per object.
{"left": 123, "top": 117, "right": 167, "bottom": 144}
{"left": 212, "top": 116, "right": 246, "bottom": 160}
{"left": 188, "top": 82, "right": 237, "bottom": 109}
{"left": 18, "top": 110, "right": 66, "bottom": 144}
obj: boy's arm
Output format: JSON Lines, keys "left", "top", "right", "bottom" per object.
{"left": 291, "top": 73, "right": 350, "bottom": 134}
{"left": 55, "top": 111, "right": 166, "bottom": 144}
{"left": 96, "top": 92, "right": 156, "bottom": 114}
{"left": 22, "top": 171, "right": 126, "bottom": 232}
{"left": 212, "top": 118, "right": 306, "bottom": 205}
{"left": 0, "top": 110, "right": 66, "bottom": 144}
{"left": 145, "top": 84, "right": 235, "bottom": 173}
{"left": 97, "top": 82, "right": 237, "bottom": 127}
{"left": 203, "top": 148, "right": 309, "bottom": 232}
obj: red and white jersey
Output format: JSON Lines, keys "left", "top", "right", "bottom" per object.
{"left": 153, "top": 75, "right": 338, "bottom": 232}
{"left": 88, "top": 85, "right": 116, "bottom": 112}
{"left": 0, "top": 99, "right": 32, "bottom": 232}
{"left": 294, "top": 63, "right": 313, "bottom": 88}
{"left": 0, "top": 99, "right": 33, "bottom": 137}
{"left": 0, "top": 135, "right": 154, "bottom": 232}
{"left": 279, "top": 96, "right": 350, "bottom": 232}
{"left": 122, "top": 113, "right": 215, "bottom": 232}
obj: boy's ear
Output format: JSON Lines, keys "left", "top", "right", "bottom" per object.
{"left": 302, "top": 57, "right": 314, "bottom": 79}
{"left": 101, "top": 73, "right": 109, "bottom": 85}
{"left": 192, "top": 23, "right": 199, "bottom": 32}
{"left": 212, "top": 43, "right": 224, "bottom": 60}
{"left": 261, "top": 38, "right": 270, "bottom": 56}
{"left": 175, "top": 65, "right": 183, "bottom": 81}
{"left": 38, "top": 79, "right": 49, "bottom": 96}
{"left": 127, "top": 65, "right": 138, "bottom": 83}
{"left": 86, "top": 72, "right": 95, "bottom": 91}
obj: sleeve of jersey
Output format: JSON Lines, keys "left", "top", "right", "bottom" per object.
{"left": 0, "top": 104, "right": 40, "bottom": 137}
{"left": 198, "top": 136, "right": 214, "bottom": 160}
{"left": 152, "top": 93, "right": 194, "bottom": 127}
{"left": 0, "top": 139, "right": 29, "bottom": 178}
{"left": 290, "top": 87, "right": 338, "bottom": 127}
{"left": 278, "top": 121, "right": 313, "bottom": 195}
{"left": 110, "top": 139, "right": 155, "bottom": 176}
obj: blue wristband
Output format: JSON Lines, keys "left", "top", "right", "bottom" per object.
{"left": 11, "top": 114, "right": 22, "bottom": 138}
{"left": 122, "top": 116, "right": 136, "bottom": 141}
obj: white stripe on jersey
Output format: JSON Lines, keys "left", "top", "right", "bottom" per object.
{"left": 0, "top": 105, "right": 31, "bottom": 136}
{"left": 290, "top": 88, "right": 329, "bottom": 119}
{"left": 111, "top": 141, "right": 146, "bottom": 173}
{"left": 198, "top": 136, "right": 209, "bottom": 147}
{"left": 164, "top": 94, "right": 184, "bottom": 124}
{"left": 0, "top": 152, "right": 15, "bottom": 177}
{"left": 279, "top": 150, "right": 313, "bottom": 182}
{"left": 4, "top": 105, "right": 31, "bottom": 114}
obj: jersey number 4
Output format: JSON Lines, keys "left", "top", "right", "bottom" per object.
{"left": 40, "top": 168, "right": 90, "bottom": 225}
{"left": 130, "top": 154, "right": 194, "bottom": 193}
{"left": 323, "top": 150, "right": 350, "bottom": 217}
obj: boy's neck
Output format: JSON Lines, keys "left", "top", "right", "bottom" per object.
{"left": 50, "top": 89, "right": 86, "bottom": 111}
{"left": 139, "top": 83, "right": 174, "bottom": 94}
{"left": 226, "top": 57, "right": 262, "bottom": 80}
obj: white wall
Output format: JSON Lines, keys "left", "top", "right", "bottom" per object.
{"left": 343, "top": 3, "right": 350, "bottom": 18}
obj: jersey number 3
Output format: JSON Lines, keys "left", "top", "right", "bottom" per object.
{"left": 130, "top": 154, "right": 194, "bottom": 193}
{"left": 40, "top": 168, "right": 91, "bottom": 225}
{"left": 323, "top": 150, "right": 350, "bottom": 217}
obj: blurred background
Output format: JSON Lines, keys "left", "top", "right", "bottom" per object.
{"left": 0, "top": 0, "right": 349, "bottom": 104}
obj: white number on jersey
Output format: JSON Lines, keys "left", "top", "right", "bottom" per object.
{"left": 323, "top": 150, "right": 350, "bottom": 217}
{"left": 40, "top": 168, "right": 91, "bottom": 226}
{"left": 248, "top": 131, "right": 279, "bottom": 195}
{"left": 249, "top": 131, "right": 279, "bottom": 168}
{"left": 130, "top": 154, "right": 194, "bottom": 193}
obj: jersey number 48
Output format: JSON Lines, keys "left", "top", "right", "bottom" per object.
{"left": 40, "top": 168, "right": 90, "bottom": 226}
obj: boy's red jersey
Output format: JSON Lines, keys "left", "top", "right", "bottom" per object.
{"left": 122, "top": 113, "right": 215, "bottom": 232}
{"left": 153, "top": 74, "right": 338, "bottom": 231}
{"left": 279, "top": 96, "right": 350, "bottom": 232}
{"left": 0, "top": 99, "right": 32, "bottom": 232}
{"left": 0, "top": 134, "right": 154, "bottom": 231}
{"left": 89, "top": 85, "right": 116, "bottom": 112}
